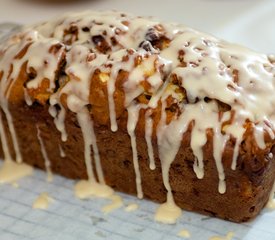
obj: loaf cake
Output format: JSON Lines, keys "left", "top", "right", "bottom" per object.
{"left": 0, "top": 11, "right": 275, "bottom": 223}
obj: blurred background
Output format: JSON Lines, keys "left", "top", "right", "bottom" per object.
{"left": 0, "top": 0, "right": 274, "bottom": 53}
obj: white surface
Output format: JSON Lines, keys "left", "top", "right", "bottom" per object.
{"left": 0, "top": 1, "right": 275, "bottom": 240}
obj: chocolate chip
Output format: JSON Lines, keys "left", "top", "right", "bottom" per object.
{"left": 92, "top": 35, "right": 111, "bottom": 53}
{"left": 49, "top": 43, "right": 63, "bottom": 54}
{"left": 63, "top": 25, "right": 79, "bottom": 44}
{"left": 110, "top": 37, "right": 118, "bottom": 46}
{"left": 54, "top": 104, "right": 61, "bottom": 112}
{"left": 123, "top": 159, "right": 131, "bottom": 168}
{"left": 139, "top": 41, "right": 153, "bottom": 52}
{"left": 86, "top": 104, "right": 92, "bottom": 112}
{"left": 145, "top": 94, "right": 151, "bottom": 100}
{"left": 145, "top": 28, "right": 160, "bottom": 42}
{"left": 92, "top": 35, "right": 105, "bottom": 45}
{"left": 64, "top": 25, "right": 78, "bottom": 36}
{"left": 144, "top": 27, "right": 170, "bottom": 50}
{"left": 81, "top": 27, "right": 90, "bottom": 32}
{"left": 249, "top": 206, "right": 255, "bottom": 213}
{"left": 28, "top": 67, "right": 37, "bottom": 80}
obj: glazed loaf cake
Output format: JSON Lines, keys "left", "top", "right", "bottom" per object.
{"left": 0, "top": 11, "right": 275, "bottom": 223}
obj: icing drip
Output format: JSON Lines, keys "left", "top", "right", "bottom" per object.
{"left": 58, "top": 144, "right": 66, "bottom": 158}
{"left": 59, "top": 46, "right": 108, "bottom": 183}
{"left": 76, "top": 107, "right": 105, "bottom": 184}
{"left": 124, "top": 203, "right": 139, "bottom": 212}
{"left": 107, "top": 71, "right": 118, "bottom": 132}
{"left": 254, "top": 125, "right": 266, "bottom": 149}
{"left": 74, "top": 180, "right": 122, "bottom": 214}
{"left": 0, "top": 104, "right": 32, "bottom": 186}
{"left": 102, "top": 194, "right": 123, "bottom": 213}
{"left": 49, "top": 101, "right": 68, "bottom": 142}
{"left": 213, "top": 124, "right": 228, "bottom": 194}
{"left": 0, "top": 111, "right": 12, "bottom": 160}
{"left": 191, "top": 122, "right": 206, "bottom": 179}
{"left": 127, "top": 103, "right": 143, "bottom": 199}
{"left": 145, "top": 110, "right": 156, "bottom": 170}
{"left": 36, "top": 125, "right": 53, "bottom": 182}
{"left": 74, "top": 180, "right": 114, "bottom": 199}
{"left": 1, "top": 103, "right": 22, "bottom": 163}
{"left": 209, "top": 232, "right": 234, "bottom": 240}
{"left": 155, "top": 97, "right": 182, "bottom": 224}
{"left": 23, "top": 88, "right": 32, "bottom": 106}
{"left": 226, "top": 123, "right": 245, "bottom": 170}
{"left": 177, "top": 229, "right": 191, "bottom": 238}
{"left": 0, "top": 160, "right": 33, "bottom": 184}
{"left": 155, "top": 201, "right": 182, "bottom": 224}
{"left": 267, "top": 181, "right": 275, "bottom": 209}
{"left": 32, "top": 192, "right": 53, "bottom": 210}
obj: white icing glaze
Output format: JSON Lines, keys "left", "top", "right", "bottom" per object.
{"left": 102, "top": 194, "right": 123, "bottom": 214}
{"left": 107, "top": 70, "right": 118, "bottom": 132}
{"left": 49, "top": 98, "right": 68, "bottom": 142}
{"left": 0, "top": 111, "right": 12, "bottom": 161}
{"left": 76, "top": 107, "right": 104, "bottom": 184}
{"left": 267, "top": 181, "right": 275, "bottom": 209}
{"left": 0, "top": 103, "right": 22, "bottom": 163}
{"left": 191, "top": 124, "right": 206, "bottom": 179}
{"left": 155, "top": 201, "right": 182, "bottom": 224}
{"left": 227, "top": 123, "right": 245, "bottom": 170}
{"left": 58, "top": 144, "right": 66, "bottom": 158}
{"left": 36, "top": 125, "right": 53, "bottom": 182}
{"left": 145, "top": 110, "right": 156, "bottom": 170}
{"left": 124, "top": 203, "right": 139, "bottom": 212}
{"left": 74, "top": 180, "right": 114, "bottom": 199}
{"left": 213, "top": 123, "right": 228, "bottom": 194}
{"left": 0, "top": 111, "right": 33, "bottom": 186}
{"left": 127, "top": 103, "right": 143, "bottom": 199}
{"left": 156, "top": 96, "right": 182, "bottom": 212}
{"left": 74, "top": 180, "right": 122, "bottom": 213}
{"left": 32, "top": 192, "right": 53, "bottom": 210}
{"left": 209, "top": 232, "right": 234, "bottom": 240}
{"left": 177, "top": 229, "right": 191, "bottom": 238}
{"left": 0, "top": 28, "right": 65, "bottom": 171}
{"left": 267, "top": 199, "right": 275, "bottom": 209}
{"left": 23, "top": 88, "right": 33, "bottom": 106}
{"left": 0, "top": 160, "right": 33, "bottom": 184}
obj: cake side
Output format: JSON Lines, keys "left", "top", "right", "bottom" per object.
{"left": 0, "top": 11, "right": 275, "bottom": 223}
{"left": 1, "top": 100, "right": 275, "bottom": 222}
